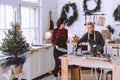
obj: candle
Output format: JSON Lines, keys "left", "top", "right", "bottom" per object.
{"left": 80, "top": 43, "right": 82, "bottom": 53}
{"left": 105, "top": 45, "right": 107, "bottom": 55}
{"left": 117, "top": 46, "right": 119, "bottom": 57}
{"left": 90, "top": 44, "right": 92, "bottom": 54}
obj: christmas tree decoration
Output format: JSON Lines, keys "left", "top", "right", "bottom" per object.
{"left": 0, "top": 22, "right": 30, "bottom": 69}
{"left": 71, "top": 35, "right": 79, "bottom": 43}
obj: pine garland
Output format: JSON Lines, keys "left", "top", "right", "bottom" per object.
{"left": 60, "top": 2, "right": 78, "bottom": 26}
{"left": 113, "top": 5, "right": 120, "bottom": 21}
{"left": 83, "top": 0, "right": 101, "bottom": 15}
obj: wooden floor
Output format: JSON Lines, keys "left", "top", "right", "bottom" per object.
{"left": 33, "top": 70, "right": 112, "bottom": 80}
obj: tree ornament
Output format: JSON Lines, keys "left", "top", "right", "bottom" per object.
{"left": 83, "top": 0, "right": 101, "bottom": 15}
{"left": 60, "top": 2, "right": 78, "bottom": 26}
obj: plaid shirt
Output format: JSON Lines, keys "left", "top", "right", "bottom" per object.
{"left": 51, "top": 28, "right": 68, "bottom": 47}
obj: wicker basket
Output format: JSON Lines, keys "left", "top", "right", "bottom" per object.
{"left": 13, "top": 64, "right": 23, "bottom": 74}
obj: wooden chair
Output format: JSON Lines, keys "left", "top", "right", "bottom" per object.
{"left": 104, "top": 45, "right": 119, "bottom": 80}
{"left": 105, "top": 71, "right": 112, "bottom": 80}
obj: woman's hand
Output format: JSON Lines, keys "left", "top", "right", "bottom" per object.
{"left": 97, "top": 51, "right": 102, "bottom": 56}
{"left": 66, "top": 39, "right": 70, "bottom": 43}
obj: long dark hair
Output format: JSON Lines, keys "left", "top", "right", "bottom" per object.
{"left": 56, "top": 17, "right": 67, "bottom": 28}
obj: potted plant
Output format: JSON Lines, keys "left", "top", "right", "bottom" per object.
{"left": 0, "top": 22, "right": 30, "bottom": 79}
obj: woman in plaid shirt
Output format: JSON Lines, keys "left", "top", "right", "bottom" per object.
{"left": 51, "top": 17, "right": 68, "bottom": 79}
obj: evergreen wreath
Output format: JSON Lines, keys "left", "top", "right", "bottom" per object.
{"left": 83, "top": 0, "right": 101, "bottom": 15}
{"left": 113, "top": 5, "right": 120, "bottom": 21}
{"left": 60, "top": 2, "right": 78, "bottom": 26}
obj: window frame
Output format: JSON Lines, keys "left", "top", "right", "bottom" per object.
{"left": 0, "top": 0, "right": 42, "bottom": 44}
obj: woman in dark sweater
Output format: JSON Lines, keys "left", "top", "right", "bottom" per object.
{"left": 76, "top": 22, "right": 105, "bottom": 55}
{"left": 76, "top": 22, "right": 105, "bottom": 80}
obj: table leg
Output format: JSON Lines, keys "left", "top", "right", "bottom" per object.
{"left": 72, "top": 67, "right": 80, "bottom": 80}
{"left": 113, "top": 65, "right": 120, "bottom": 80}
{"left": 61, "top": 59, "right": 68, "bottom": 80}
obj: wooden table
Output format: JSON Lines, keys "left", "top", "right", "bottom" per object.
{"left": 59, "top": 55, "right": 120, "bottom": 80}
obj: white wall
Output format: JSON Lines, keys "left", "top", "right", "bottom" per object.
{"left": 41, "top": 0, "right": 58, "bottom": 43}
{"left": 57, "top": 0, "right": 120, "bottom": 40}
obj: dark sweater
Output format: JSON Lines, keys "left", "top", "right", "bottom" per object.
{"left": 77, "top": 31, "right": 105, "bottom": 53}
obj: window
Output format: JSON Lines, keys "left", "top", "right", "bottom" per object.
{"left": 0, "top": 0, "right": 41, "bottom": 45}
{"left": 0, "top": 5, "right": 14, "bottom": 43}
{"left": 21, "top": 7, "right": 39, "bottom": 44}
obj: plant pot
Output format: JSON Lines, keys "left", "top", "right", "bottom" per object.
{"left": 13, "top": 64, "right": 23, "bottom": 74}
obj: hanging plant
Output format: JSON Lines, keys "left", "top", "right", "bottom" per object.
{"left": 83, "top": 0, "right": 101, "bottom": 15}
{"left": 60, "top": 2, "right": 78, "bottom": 26}
{"left": 106, "top": 25, "right": 114, "bottom": 34}
{"left": 113, "top": 5, "right": 120, "bottom": 21}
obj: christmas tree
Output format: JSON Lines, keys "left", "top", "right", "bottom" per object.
{"left": 0, "top": 23, "right": 30, "bottom": 69}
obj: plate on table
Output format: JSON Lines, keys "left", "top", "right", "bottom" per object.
{"left": 99, "top": 57, "right": 111, "bottom": 62}
{"left": 75, "top": 54, "right": 83, "bottom": 57}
